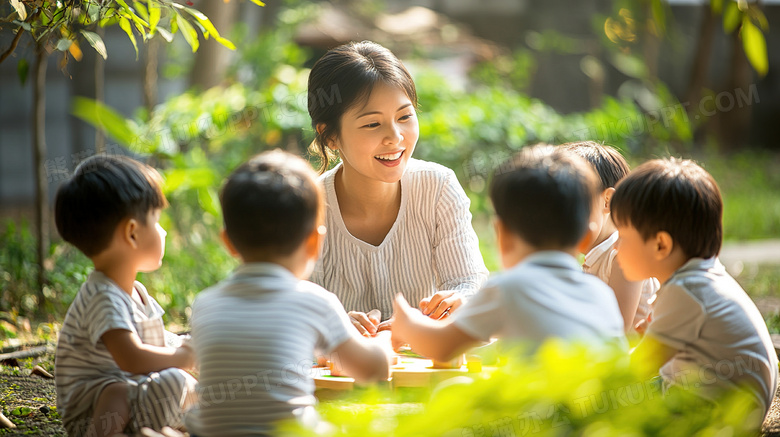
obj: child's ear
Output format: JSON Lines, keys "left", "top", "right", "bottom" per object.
{"left": 304, "top": 225, "right": 327, "bottom": 259}
{"left": 577, "top": 221, "right": 599, "bottom": 254}
{"left": 653, "top": 231, "right": 675, "bottom": 260}
{"left": 494, "top": 218, "right": 511, "bottom": 255}
{"left": 603, "top": 187, "right": 616, "bottom": 214}
{"left": 220, "top": 229, "right": 240, "bottom": 258}
{"left": 123, "top": 218, "right": 139, "bottom": 248}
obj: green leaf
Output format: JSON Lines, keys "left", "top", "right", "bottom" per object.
{"left": 748, "top": 6, "right": 769, "bottom": 32}
{"left": 723, "top": 1, "right": 741, "bottom": 34}
{"left": 72, "top": 97, "right": 137, "bottom": 147}
{"left": 175, "top": 13, "right": 199, "bottom": 52}
{"left": 197, "top": 187, "right": 221, "bottom": 217}
{"left": 17, "top": 59, "right": 28, "bottom": 86}
{"left": 132, "top": 1, "right": 149, "bottom": 22}
{"left": 170, "top": 14, "right": 179, "bottom": 35}
{"left": 609, "top": 52, "right": 648, "bottom": 80}
{"left": 711, "top": 0, "right": 724, "bottom": 15}
{"left": 55, "top": 38, "right": 73, "bottom": 52}
{"left": 157, "top": 27, "right": 173, "bottom": 43}
{"left": 182, "top": 8, "right": 236, "bottom": 50}
{"left": 148, "top": 1, "right": 162, "bottom": 34}
{"left": 80, "top": 30, "right": 107, "bottom": 60}
{"left": 119, "top": 17, "right": 139, "bottom": 59}
{"left": 13, "top": 19, "right": 32, "bottom": 31}
{"left": 10, "top": 0, "right": 26, "bottom": 20}
{"left": 742, "top": 18, "right": 768, "bottom": 76}
{"left": 651, "top": 0, "right": 666, "bottom": 36}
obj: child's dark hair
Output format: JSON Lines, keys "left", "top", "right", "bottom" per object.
{"left": 307, "top": 40, "right": 418, "bottom": 173}
{"left": 220, "top": 150, "right": 323, "bottom": 259}
{"left": 562, "top": 141, "right": 630, "bottom": 191}
{"left": 54, "top": 155, "right": 168, "bottom": 257}
{"left": 490, "top": 145, "right": 598, "bottom": 249}
{"left": 611, "top": 158, "right": 723, "bottom": 259}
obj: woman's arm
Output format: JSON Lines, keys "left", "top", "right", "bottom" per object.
{"left": 428, "top": 170, "right": 489, "bottom": 315}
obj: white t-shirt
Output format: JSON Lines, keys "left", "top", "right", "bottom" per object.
{"left": 582, "top": 231, "right": 660, "bottom": 326}
{"left": 55, "top": 271, "right": 176, "bottom": 433}
{"left": 185, "top": 263, "right": 359, "bottom": 437}
{"left": 310, "top": 159, "right": 489, "bottom": 319}
{"left": 452, "top": 251, "right": 626, "bottom": 350}
{"left": 647, "top": 257, "right": 778, "bottom": 414}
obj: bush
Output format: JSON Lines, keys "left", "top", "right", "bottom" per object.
{"left": 277, "top": 342, "right": 764, "bottom": 436}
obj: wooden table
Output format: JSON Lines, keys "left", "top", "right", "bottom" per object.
{"left": 313, "top": 355, "right": 484, "bottom": 394}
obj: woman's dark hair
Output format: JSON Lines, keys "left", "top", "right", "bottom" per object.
{"left": 54, "top": 155, "right": 168, "bottom": 257}
{"left": 307, "top": 40, "right": 417, "bottom": 173}
{"left": 611, "top": 158, "right": 723, "bottom": 259}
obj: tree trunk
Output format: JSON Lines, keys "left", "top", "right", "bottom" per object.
{"left": 718, "top": 30, "right": 754, "bottom": 151}
{"left": 94, "top": 26, "right": 106, "bottom": 154}
{"left": 32, "top": 43, "right": 49, "bottom": 308}
{"left": 685, "top": 3, "right": 716, "bottom": 117}
{"left": 143, "top": 36, "right": 159, "bottom": 114}
{"left": 188, "top": 0, "right": 239, "bottom": 90}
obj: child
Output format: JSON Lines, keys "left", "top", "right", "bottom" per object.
{"left": 307, "top": 41, "right": 488, "bottom": 335}
{"left": 563, "top": 141, "right": 660, "bottom": 333}
{"left": 185, "top": 150, "right": 392, "bottom": 436}
{"left": 54, "top": 155, "right": 196, "bottom": 436}
{"left": 612, "top": 158, "right": 778, "bottom": 418}
{"left": 391, "top": 145, "right": 626, "bottom": 361}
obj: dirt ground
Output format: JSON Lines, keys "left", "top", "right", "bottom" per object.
{"left": 3, "top": 353, "right": 780, "bottom": 436}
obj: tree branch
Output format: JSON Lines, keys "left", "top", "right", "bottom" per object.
{"left": 0, "top": 26, "right": 26, "bottom": 65}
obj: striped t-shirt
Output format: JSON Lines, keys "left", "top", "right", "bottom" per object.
{"left": 185, "top": 263, "right": 358, "bottom": 436}
{"left": 310, "top": 159, "right": 489, "bottom": 318}
{"left": 55, "top": 271, "right": 178, "bottom": 434}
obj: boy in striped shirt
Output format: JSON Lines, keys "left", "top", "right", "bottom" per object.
{"left": 54, "top": 155, "right": 196, "bottom": 436}
{"left": 185, "top": 150, "right": 392, "bottom": 436}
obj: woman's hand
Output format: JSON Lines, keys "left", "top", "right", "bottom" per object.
{"left": 419, "top": 291, "right": 462, "bottom": 320}
{"left": 348, "top": 309, "right": 381, "bottom": 336}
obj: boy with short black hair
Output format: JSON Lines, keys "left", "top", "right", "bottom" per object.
{"left": 185, "top": 150, "right": 392, "bottom": 436}
{"left": 391, "top": 145, "right": 626, "bottom": 361}
{"left": 54, "top": 155, "right": 196, "bottom": 437}
{"left": 612, "top": 158, "right": 778, "bottom": 417}
{"left": 563, "top": 141, "right": 659, "bottom": 333}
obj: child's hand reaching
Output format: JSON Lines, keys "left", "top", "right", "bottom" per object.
{"left": 392, "top": 294, "right": 422, "bottom": 349}
{"left": 419, "top": 291, "right": 462, "bottom": 320}
{"left": 348, "top": 309, "right": 381, "bottom": 336}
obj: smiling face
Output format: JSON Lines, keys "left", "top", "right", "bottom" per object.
{"left": 330, "top": 82, "right": 419, "bottom": 184}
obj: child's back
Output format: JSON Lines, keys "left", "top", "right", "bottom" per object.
{"left": 186, "top": 150, "right": 391, "bottom": 436}
{"left": 456, "top": 250, "right": 625, "bottom": 348}
{"left": 187, "top": 264, "right": 356, "bottom": 435}
{"left": 392, "top": 145, "right": 627, "bottom": 362}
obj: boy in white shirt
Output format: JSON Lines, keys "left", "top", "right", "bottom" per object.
{"left": 185, "top": 150, "right": 392, "bottom": 436}
{"left": 612, "top": 158, "right": 778, "bottom": 420}
{"left": 391, "top": 145, "right": 626, "bottom": 361}
{"left": 54, "top": 155, "right": 196, "bottom": 436}
{"left": 564, "top": 141, "right": 659, "bottom": 333}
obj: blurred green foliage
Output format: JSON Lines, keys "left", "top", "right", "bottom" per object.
{"left": 277, "top": 342, "right": 764, "bottom": 436}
